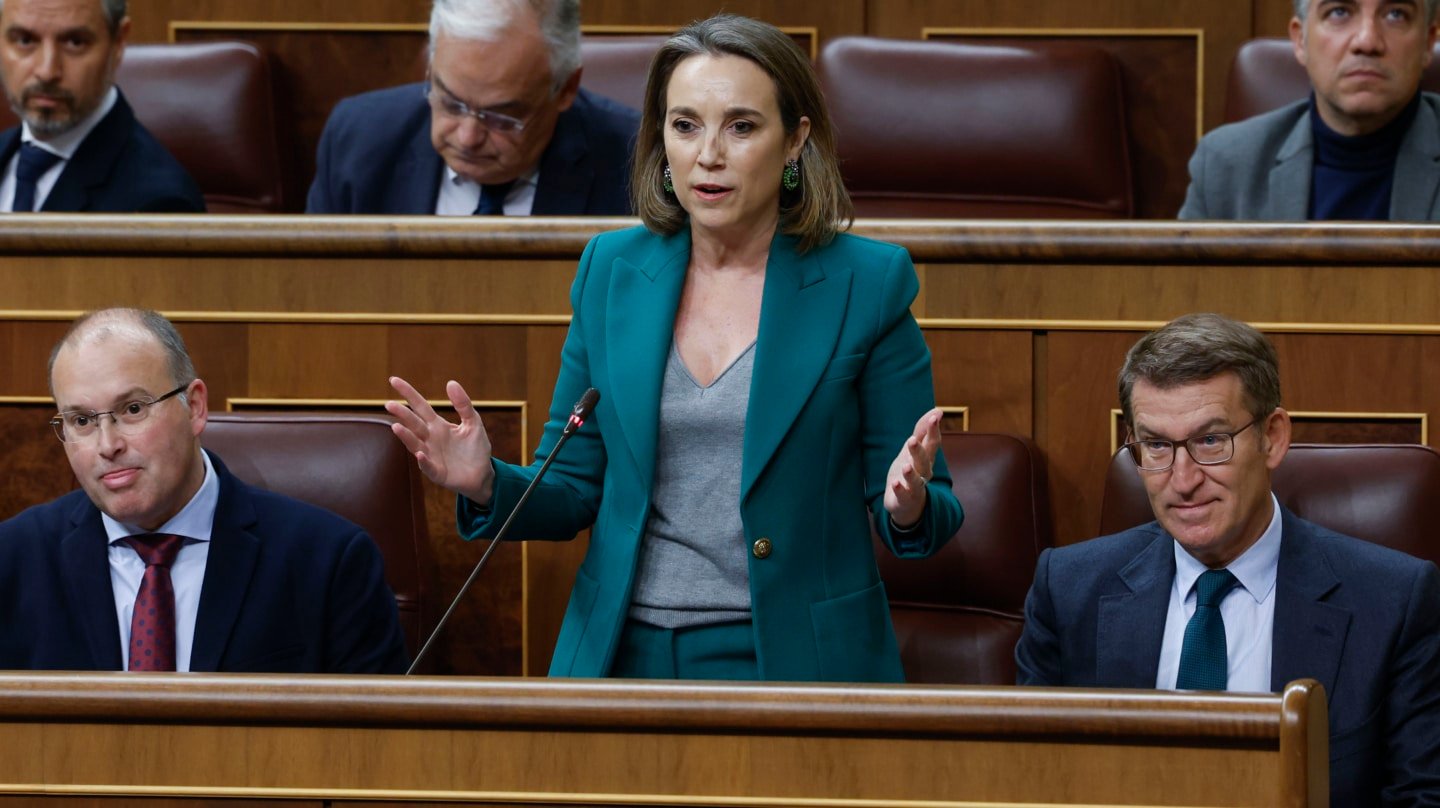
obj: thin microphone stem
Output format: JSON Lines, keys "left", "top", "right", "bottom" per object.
{"left": 407, "top": 389, "right": 598, "bottom": 675}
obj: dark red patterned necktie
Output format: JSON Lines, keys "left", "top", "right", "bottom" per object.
{"left": 122, "top": 533, "right": 186, "bottom": 672}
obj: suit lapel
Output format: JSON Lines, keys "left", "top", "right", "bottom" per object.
{"left": 1096, "top": 529, "right": 1173, "bottom": 687}
{"left": 59, "top": 497, "right": 123, "bottom": 670}
{"left": 42, "top": 91, "right": 135, "bottom": 213}
{"left": 1391, "top": 96, "right": 1440, "bottom": 220}
{"left": 1269, "top": 511, "right": 1349, "bottom": 696}
{"left": 1267, "top": 113, "right": 1313, "bottom": 220}
{"left": 189, "top": 456, "right": 261, "bottom": 672}
{"left": 394, "top": 122, "right": 445, "bottom": 214}
{"left": 740, "top": 235, "right": 850, "bottom": 501}
{"left": 605, "top": 230, "right": 690, "bottom": 490}
{"left": 532, "top": 99, "right": 593, "bottom": 215}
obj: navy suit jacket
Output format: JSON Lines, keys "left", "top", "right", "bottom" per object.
{"left": 0, "top": 452, "right": 408, "bottom": 673}
{"left": 1016, "top": 508, "right": 1440, "bottom": 806}
{"left": 306, "top": 82, "right": 639, "bottom": 215}
{"left": 0, "top": 91, "right": 205, "bottom": 213}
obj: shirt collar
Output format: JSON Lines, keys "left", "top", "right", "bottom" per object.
{"left": 444, "top": 163, "right": 539, "bottom": 192}
{"left": 22, "top": 86, "right": 118, "bottom": 160}
{"left": 103, "top": 449, "right": 219, "bottom": 544}
{"left": 1172, "top": 491, "right": 1282, "bottom": 605}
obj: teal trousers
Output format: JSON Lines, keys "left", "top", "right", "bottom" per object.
{"left": 609, "top": 618, "right": 759, "bottom": 680}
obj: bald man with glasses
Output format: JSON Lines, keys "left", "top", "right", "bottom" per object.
{"left": 1015, "top": 312, "right": 1440, "bottom": 806}
{"left": 0, "top": 307, "right": 408, "bottom": 673}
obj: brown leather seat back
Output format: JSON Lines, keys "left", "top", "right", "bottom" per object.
{"left": 579, "top": 35, "right": 664, "bottom": 112}
{"left": 0, "top": 42, "right": 285, "bottom": 212}
{"left": 876, "top": 432, "right": 1053, "bottom": 684}
{"left": 1099, "top": 443, "right": 1440, "bottom": 567}
{"left": 200, "top": 413, "right": 435, "bottom": 659}
{"left": 1225, "top": 37, "right": 1440, "bottom": 123}
{"left": 117, "top": 42, "right": 286, "bottom": 212}
{"left": 818, "top": 37, "right": 1133, "bottom": 218}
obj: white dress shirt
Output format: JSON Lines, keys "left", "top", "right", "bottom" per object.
{"left": 0, "top": 86, "right": 118, "bottom": 212}
{"left": 434, "top": 164, "right": 538, "bottom": 215}
{"left": 104, "top": 450, "right": 219, "bottom": 672}
{"left": 1155, "top": 492, "right": 1281, "bottom": 693}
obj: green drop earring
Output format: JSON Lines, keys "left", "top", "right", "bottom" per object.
{"left": 781, "top": 159, "right": 800, "bottom": 191}
{"left": 662, "top": 164, "right": 674, "bottom": 194}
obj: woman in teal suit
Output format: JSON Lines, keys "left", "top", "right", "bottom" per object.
{"left": 389, "top": 14, "right": 963, "bottom": 682}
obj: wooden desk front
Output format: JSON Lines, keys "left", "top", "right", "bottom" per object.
{"left": 0, "top": 673, "right": 1327, "bottom": 806}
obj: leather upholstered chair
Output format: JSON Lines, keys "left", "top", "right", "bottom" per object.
{"left": 1224, "top": 38, "right": 1440, "bottom": 123}
{"left": 0, "top": 42, "right": 286, "bottom": 212}
{"left": 579, "top": 35, "right": 665, "bottom": 112}
{"left": 875, "top": 432, "right": 1052, "bottom": 684}
{"left": 117, "top": 42, "right": 287, "bottom": 213}
{"left": 200, "top": 413, "right": 436, "bottom": 661}
{"left": 817, "top": 37, "right": 1133, "bottom": 218}
{"left": 1099, "top": 443, "right": 1440, "bottom": 567}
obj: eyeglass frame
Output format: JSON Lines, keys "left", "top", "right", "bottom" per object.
{"left": 1121, "top": 417, "right": 1263, "bottom": 472}
{"left": 423, "top": 72, "right": 533, "bottom": 134}
{"left": 49, "top": 382, "right": 191, "bottom": 443}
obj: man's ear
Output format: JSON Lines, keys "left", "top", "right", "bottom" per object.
{"left": 186, "top": 378, "right": 209, "bottom": 437}
{"left": 553, "top": 67, "right": 582, "bottom": 113}
{"left": 110, "top": 15, "right": 131, "bottom": 71}
{"left": 1262, "top": 407, "right": 1292, "bottom": 472}
{"left": 1290, "top": 15, "right": 1307, "bottom": 68}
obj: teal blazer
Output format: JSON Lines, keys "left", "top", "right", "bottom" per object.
{"left": 458, "top": 225, "right": 964, "bottom": 681}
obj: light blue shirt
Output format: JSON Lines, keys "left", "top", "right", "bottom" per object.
{"left": 1155, "top": 492, "right": 1281, "bottom": 693}
{"left": 104, "top": 450, "right": 219, "bottom": 672}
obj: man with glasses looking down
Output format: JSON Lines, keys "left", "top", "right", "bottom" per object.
{"left": 0, "top": 308, "right": 408, "bottom": 673}
{"left": 306, "top": 0, "right": 639, "bottom": 216}
{"left": 1015, "top": 313, "right": 1440, "bottom": 805}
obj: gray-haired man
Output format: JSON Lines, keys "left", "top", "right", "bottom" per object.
{"left": 307, "top": 0, "right": 639, "bottom": 215}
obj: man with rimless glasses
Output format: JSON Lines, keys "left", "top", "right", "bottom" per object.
{"left": 0, "top": 308, "right": 407, "bottom": 673}
{"left": 306, "top": 0, "right": 639, "bottom": 216}
{"left": 1016, "top": 313, "right": 1440, "bottom": 805}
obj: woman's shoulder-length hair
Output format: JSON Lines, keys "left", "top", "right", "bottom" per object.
{"left": 630, "top": 14, "right": 854, "bottom": 254}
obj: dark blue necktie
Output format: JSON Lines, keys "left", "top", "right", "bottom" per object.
{"left": 12, "top": 142, "right": 61, "bottom": 212}
{"left": 472, "top": 182, "right": 513, "bottom": 215}
{"left": 1175, "top": 568, "right": 1239, "bottom": 691}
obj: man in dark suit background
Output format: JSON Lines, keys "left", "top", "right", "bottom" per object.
{"left": 0, "top": 308, "right": 407, "bottom": 673}
{"left": 1016, "top": 313, "right": 1440, "bottom": 805}
{"left": 0, "top": 0, "right": 203, "bottom": 212}
{"left": 1180, "top": 0, "right": 1440, "bottom": 220}
{"left": 307, "top": 0, "right": 639, "bottom": 216}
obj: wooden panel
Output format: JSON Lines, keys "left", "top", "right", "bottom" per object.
{"left": 1255, "top": 0, "right": 1298, "bottom": 36}
{"left": 926, "top": 329, "right": 1032, "bottom": 435}
{"left": 0, "top": 674, "right": 1328, "bottom": 806}
{"left": 1043, "top": 330, "right": 1141, "bottom": 545}
{"left": 0, "top": 403, "right": 75, "bottom": 520}
{"left": 924, "top": 30, "right": 1199, "bottom": 219}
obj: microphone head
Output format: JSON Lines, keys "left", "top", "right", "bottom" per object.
{"left": 575, "top": 387, "right": 600, "bottom": 417}
{"left": 563, "top": 388, "right": 600, "bottom": 435}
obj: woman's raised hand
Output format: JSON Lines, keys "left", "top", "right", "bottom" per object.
{"left": 884, "top": 406, "right": 943, "bottom": 529}
{"left": 386, "top": 376, "right": 496, "bottom": 506}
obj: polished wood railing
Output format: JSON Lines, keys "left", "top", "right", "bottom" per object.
{"left": 0, "top": 672, "right": 1327, "bottom": 806}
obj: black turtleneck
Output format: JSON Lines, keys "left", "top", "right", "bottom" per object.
{"left": 1309, "top": 91, "right": 1421, "bottom": 220}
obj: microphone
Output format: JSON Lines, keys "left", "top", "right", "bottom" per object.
{"left": 407, "top": 387, "right": 600, "bottom": 675}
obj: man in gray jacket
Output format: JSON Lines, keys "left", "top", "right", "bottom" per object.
{"left": 1180, "top": 0, "right": 1440, "bottom": 220}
